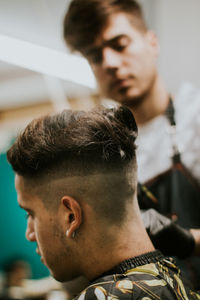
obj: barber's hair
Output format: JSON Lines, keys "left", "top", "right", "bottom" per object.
{"left": 7, "top": 106, "right": 138, "bottom": 223}
{"left": 64, "top": 0, "right": 147, "bottom": 53}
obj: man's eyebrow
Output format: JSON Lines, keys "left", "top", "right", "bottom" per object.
{"left": 107, "top": 34, "right": 129, "bottom": 44}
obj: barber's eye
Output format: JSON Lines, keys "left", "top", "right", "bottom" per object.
{"left": 113, "top": 37, "right": 129, "bottom": 51}
{"left": 115, "top": 44, "right": 126, "bottom": 51}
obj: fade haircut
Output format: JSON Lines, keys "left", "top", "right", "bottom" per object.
{"left": 64, "top": 0, "right": 147, "bottom": 54}
{"left": 7, "top": 106, "right": 138, "bottom": 224}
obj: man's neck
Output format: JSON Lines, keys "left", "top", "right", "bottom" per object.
{"left": 128, "top": 76, "right": 169, "bottom": 126}
{"left": 82, "top": 208, "right": 155, "bottom": 281}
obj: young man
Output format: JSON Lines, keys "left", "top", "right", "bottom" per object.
{"left": 64, "top": 0, "right": 200, "bottom": 287}
{"left": 7, "top": 106, "right": 199, "bottom": 299}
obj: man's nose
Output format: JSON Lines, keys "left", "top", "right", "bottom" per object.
{"left": 25, "top": 218, "right": 36, "bottom": 242}
{"left": 102, "top": 48, "right": 121, "bottom": 70}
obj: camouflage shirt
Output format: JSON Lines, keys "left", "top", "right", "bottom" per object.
{"left": 75, "top": 251, "right": 200, "bottom": 300}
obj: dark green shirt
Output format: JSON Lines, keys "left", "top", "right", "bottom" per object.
{"left": 75, "top": 251, "right": 200, "bottom": 299}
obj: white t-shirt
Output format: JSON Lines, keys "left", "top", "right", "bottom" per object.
{"left": 137, "top": 83, "right": 200, "bottom": 184}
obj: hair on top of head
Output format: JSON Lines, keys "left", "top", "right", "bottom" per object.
{"left": 7, "top": 106, "right": 138, "bottom": 178}
{"left": 64, "top": 0, "right": 147, "bottom": 53}
{"left": 108, "top": 105, "right": 138, "bottom": 133}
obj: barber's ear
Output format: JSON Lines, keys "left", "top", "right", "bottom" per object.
{"left": 145, "top": 30, "right": 160, "bottom": 56}
{"left": 61, "top": 196, "right": 82, "bottom": 238}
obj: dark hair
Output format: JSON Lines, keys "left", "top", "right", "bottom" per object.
{"left": 7, "top": 106, "right": 137, "bottom": 178}
{"left": 7, "top": 106, "right": 138, "bottom": 223}
{"left": 64, "top": 0, "right": 147, "bottom": 53}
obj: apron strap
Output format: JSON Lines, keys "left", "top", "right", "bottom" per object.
{"left": 165, "top": 97, "right": 181, "bottom": 164}
{"left": 165, "top": 97, "right": 176, "bottom": 126}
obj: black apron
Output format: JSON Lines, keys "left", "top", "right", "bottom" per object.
{"left": 138, "top": 98, "right": 200, "bottom": 289}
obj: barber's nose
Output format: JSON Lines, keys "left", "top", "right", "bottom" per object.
{"left": 102, "top": 48, "right": 121, "bottom": 69}
{"left": 25, "top": 218, "right": 36, "bottom": 242}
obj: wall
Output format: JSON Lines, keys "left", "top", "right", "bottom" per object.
{"left": 152, "top": 0, "right": 200, "bottom": 93}
{"left": 0, "top": 152, "right": 49, "bottom": 279}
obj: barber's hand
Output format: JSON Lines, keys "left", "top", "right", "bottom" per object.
{"left": 190, "top": 229, "right": 200, "bottom": 256}
{"left": 141, "top": 209, "right": 195, "bottom": 259}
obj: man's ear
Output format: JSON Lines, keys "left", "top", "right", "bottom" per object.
{"left": 61, "top": 196, "right": 82, "bottom": 238}
{"left": 145, "top": 30, "right": 160, "bottom": 56}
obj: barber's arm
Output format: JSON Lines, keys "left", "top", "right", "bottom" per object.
{"left": 141, "top": 208, "right": 197, "bottom": 259}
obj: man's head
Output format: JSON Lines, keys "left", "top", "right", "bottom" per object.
{"left": 64, "top": 0, "right": 159, "bottom": 107}
{"left": 7, "top": 106, "right": 139, "bottom": 281}
{"left": 4, "top": 259, "right": 31, "bottom": 287}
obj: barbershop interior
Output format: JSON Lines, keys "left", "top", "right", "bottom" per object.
{"left": 0, "top": 0, "right": 200, "bottom": 299}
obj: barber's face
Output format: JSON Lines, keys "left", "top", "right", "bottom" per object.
{"left": 85, "top": 13, "right": 159, "bottom": 106}
{"left": 15, "top": 175, "right": 78, "bottom": 282}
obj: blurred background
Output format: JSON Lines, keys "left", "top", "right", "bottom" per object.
{"left": 0, "top": 0, "right": 200, "bottom": 296}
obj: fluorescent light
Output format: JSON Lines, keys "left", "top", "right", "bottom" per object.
{"left": 0, "top": 34, "right": 96, "bottom": 89}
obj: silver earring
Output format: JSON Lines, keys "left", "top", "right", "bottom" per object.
{"left": 66, "top": 230, "right": 76, "bottom": 238}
